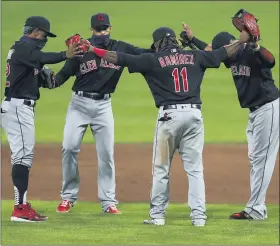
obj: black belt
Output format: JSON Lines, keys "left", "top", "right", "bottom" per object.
{"left": 249, "top": 103, "right": 266, "bottom": 112}
{"left": 4, "top": 98, "right": 36, "bottom": 107}
{"left": 163, "top": 104, "right": 201, "bottom": 110}
{"left": 75, "top": 91, "right": 110, "bottom": 100}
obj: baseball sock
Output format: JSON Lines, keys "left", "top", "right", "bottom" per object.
{"left": 12, "top": 165, "right": 29, "bottom": 205}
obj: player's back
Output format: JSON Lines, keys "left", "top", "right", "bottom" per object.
{"left": 142, "top": 47, "right": 220, "bottom": 107}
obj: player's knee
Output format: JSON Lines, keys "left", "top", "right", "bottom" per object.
{"left": 97, "top": 148, "right": 114, "bottom": 163}
{"left": 62, "top": 141, "right": 80, "bottom": 153}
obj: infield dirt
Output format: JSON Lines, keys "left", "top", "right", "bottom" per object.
{"left": 1, "top": 144, "right": 279, "bottom": 204}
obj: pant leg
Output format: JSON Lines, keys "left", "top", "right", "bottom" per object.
{"left": 61, "top": 96, "right": 90, "bottom": 202}
{"left": 149, "top": 110, "right": 178, "bottom": 219}
{"left": 2, "top": 100, "right": 35, "bottom": 204}
{"left": 89, "top": 99, "right": 118, "bottom": 211}
{"left": 1, "top": 101, "right": 35, "bottom": 169}
{"left": 245, "top": 99, "right": 279, "bottom": 219}
{"left": 178, "top": 108, "right": 206, "bottom": 223}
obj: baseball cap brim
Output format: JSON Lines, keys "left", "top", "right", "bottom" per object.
{"left": 44, "top": 30, "right": 57, "bottom": 38}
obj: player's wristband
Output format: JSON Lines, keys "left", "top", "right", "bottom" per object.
{"left": 192, "top": 37, "right": 208, "bottom": 50}
{"left": 92, "top": 47, "right": 107, "bottom": 57}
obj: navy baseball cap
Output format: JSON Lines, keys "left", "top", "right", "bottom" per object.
{"left": 151, "top": 27, "right": 176, "bottom": 49}
{"left": 212, "top": 32, "right": 236, "bottom": 50}
{"left": 91, "top": 13, "right": 111, "bottom": 29}
{"left": 24, "top": 16, "right": 56, "bottom": 37}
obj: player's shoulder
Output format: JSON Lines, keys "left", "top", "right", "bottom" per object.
{"left": 113, "top": 40, "right": 129, "bottom": 45}
{"left": 13, "top": 40, "right": 36, "bottom": 54}
{"left": 6, "top": 41, "right": 32, "bottom": 60}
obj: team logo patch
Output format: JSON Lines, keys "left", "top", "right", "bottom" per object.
{"left": 97, "top": 14, "right": 104, "bottom": 21}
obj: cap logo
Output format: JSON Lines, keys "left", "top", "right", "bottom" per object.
{"left": 166, "top": 33, "right": 170, "bottom": 36}
{"left": 97, "top": 14, "right": 104, "bottom": 21}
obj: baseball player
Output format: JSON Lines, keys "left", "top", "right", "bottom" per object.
{"left": 1, "top": 16, "right": 81, "bottom": 222}
{"left": 81, "top": 26, "right": 250, "bottom": 226}
{"left": 41, "top": 13, "right": 152, "bottom": 214}
{"left": 181, "top": 9, "right": 279, "bottom": 220}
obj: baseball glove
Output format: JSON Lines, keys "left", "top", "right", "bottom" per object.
{"left": 232, "top": 9, "right": 260, "bottom": 42}
{"left": 40, "top": 66, "right": 58, "bottom": 89}
{"left": 179, "top": 31, "right": 197, "bottom": 50}
{"left": 65, "top": 34, "right": 91, "bottom": 53}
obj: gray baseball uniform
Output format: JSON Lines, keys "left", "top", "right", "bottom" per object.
{"left": 221, "top": 43, "right": 279, "bottom": 219}
{"left": 61, "top": 93, "right": 117, "bottom": 210}
{"left": 150, "top": 105, "right": 206, "bottom": 224}
{"left": 1, "top": 17, "right": 71, "bottom": 222}
{"left": 102, "top": 34, "right": 231, "bottom": 225}
{"left": 244, "top": 98, "right": 279, "bottom": 219}
{"left": 54, "top": 38, "right": 151, "bottom": 211}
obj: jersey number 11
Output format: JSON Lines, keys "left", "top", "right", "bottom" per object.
{"left": 172, "top": 67, "right": 189, "bottom": 92}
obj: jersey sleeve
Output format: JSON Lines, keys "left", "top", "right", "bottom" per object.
{"left": 55, "top": 58, "right": 80, "bottom": 86}
{"left": 13, "top": 44, "right": 67, "bottom": 67}
{"left": 122, "top": 42, "right": 153, "bottom": 55}
{"left": 255, "top": 46, "right": 275, "bottom": 69}
{"left": 196, "top": 48, "right": 228, "bottom": 68}
{"left": 116, "top": 52, "right": 154, "bottom": 73}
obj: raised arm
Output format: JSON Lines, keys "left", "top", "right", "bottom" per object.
{"left": 198, "top": 31, "right": 250, "bottom": 68}
{"left": 122, "top": 42, "right": 153, "bottom": 55}
{"left": 14, "top": 43, "right": 82, "bottom": 68}
{"left": 89, "top": 47, "right": 152, "bottom": 73}
{"left": 250, "top": 44, "right": 275, "bottom": 68}
{"left": 180, "top": 23, "right": 212, "bottom": 51}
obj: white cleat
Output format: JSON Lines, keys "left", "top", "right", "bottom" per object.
{"left": 192, "top": 219, "right": 206, "bottom": 227}
{"left": 143, "top": 218, "right": 165, "bottom": 226}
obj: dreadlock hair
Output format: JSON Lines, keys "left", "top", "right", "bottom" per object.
{"left": 154, "top": 36, "right": 180, "bottom": 51}
{"left": 23, "top": 26, "right": 36, "bottom": 35}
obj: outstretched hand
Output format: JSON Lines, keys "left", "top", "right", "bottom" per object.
{"left": 181, "top": 22, "right": 194, "bottom": 41}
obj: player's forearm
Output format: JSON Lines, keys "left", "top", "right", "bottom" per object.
{"left": 37, "top": 51, "right": 68, "bottom": 64}
{"left": 223, "top": 41, "right": 243, "bottom": 58}
{"left": 91, "top": 47, "right": 120, "bottom": 64}
{"left": 54, "top": 71, "right": 70, "bottom": 87}
{"left": 191, "top": 37, "right": 209, "bottom": 51}
{"left": 92, "top": 47, "right": 135, "bottom": 67}
{"left": 256, "top": 46, "right": 275, "bottom": 68}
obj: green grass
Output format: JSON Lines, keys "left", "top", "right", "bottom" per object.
{"left": 1, "top": 201, "right": 279, "bottom": 244}
{"left": 1, "top": 1, "right": 279, "bottom": 143}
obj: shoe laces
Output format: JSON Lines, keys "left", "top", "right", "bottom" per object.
{"left": 61, "top": 200, "right": 70, "bottom": 207}
{"left": 26, "top": 202, "right": 42, "bottom": 217}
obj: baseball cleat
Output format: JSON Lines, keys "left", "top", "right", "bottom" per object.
{"left": 192, "top": 220, "right": 206, "bottom": 227}
{"left": 143, "top": 218, "right": 165, "bottom": 226}
{"left": 229, "top": 210, "right": 253, "bottom": 220}
{"left": 105, "top": 205, "right": 121, "bottom": 214}
{"left": 11, "top": 202, "right": 48, "bottom": 222}
{"left": 56, "top": 200, "right": 74, "bottom": 213}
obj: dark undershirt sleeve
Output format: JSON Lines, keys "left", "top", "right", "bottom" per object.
{"left": 55, "top": 58, "right": 80, "bottom": 86}
{"left": 196, "top": 47, "right": 227, "bottom": 68}
{"left": 255, "top": 46, "right": 275, "bottom": 69}
{"left": 116, "top": 52, "right": 153, "bottom": 73}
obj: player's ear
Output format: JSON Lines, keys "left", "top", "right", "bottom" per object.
{"left": 108, "top": 26, "right": 112, "bottom": 33}
{"left": 90, "top": 27, "right": 95, "bottom": 35}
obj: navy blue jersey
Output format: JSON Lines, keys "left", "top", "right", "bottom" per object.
{"left": 55, "top": 39, "right": 152, "bottom": 93}
{"left": 116, "top": 47, "right": 228, "bottom": 107}
{"left": 5, "top": 38, "right": 67, "bottom": 100}
{"left": 226, "top": 44, "right": 279, "bottom": 108}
